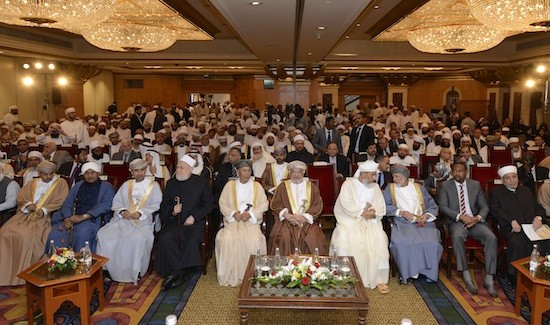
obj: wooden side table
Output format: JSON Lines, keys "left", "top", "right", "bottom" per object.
{"left": 511, "top": 257, "right": 550, "bottom": 325}
{"left": 18, "top": 254, "right": 108, "bottom": 325}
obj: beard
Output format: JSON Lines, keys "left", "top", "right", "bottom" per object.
{"left": 92, "top": 153, "right": 103, "bottom": 160}
{"left": 175, "top": 173, "right": 191, "bottom": 181}
{"left": 98, "top": 129, "right": 106, "bottom": 135}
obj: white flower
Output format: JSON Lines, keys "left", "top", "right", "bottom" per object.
{"left": 57, "top": 257, "right": 67, "bottom": 264}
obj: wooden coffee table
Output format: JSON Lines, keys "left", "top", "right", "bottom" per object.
{"left": 18, "top": 254, "right": 108, "bottom": 325}
{"left": 512, "top": 257, "right": 550, "bottom": 325}
{"left": 237, "top": 255, "right": 369, "bottom": 325}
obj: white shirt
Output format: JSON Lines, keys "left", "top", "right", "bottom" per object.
{"left": 393, "top": 182, "right": 435, "bottom": 222}
{"left": 454, "top": 180, "right": 473, "bottom": 219}
{"left": 60, "top": 119, "right": 88, "bottom": 144}
{"left": 278, "top": 180, "right": 313, "bottom": 224}
{"left": 228, "top": 179, "right": 257, "bottom": 224}
{"left": 389, "top": 155, "right": 416, "bottom": 165}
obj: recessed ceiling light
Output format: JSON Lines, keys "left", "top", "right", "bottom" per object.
{"left": 249, "top": 1, "right": 262, "bottom": 5}
{"left": 185, "top": 66, "right": 203, "bottom": 69}
{"left": 277, "top": 58, "right": 280, "bottom": 62}
{"left": 341, "top": 66, "right": 358, "bottom": 70}
{"left": 424, "top": 67, "right": 443, "bottom": 71}
{"left": 382, "top": 67, "right": 401, "bottom": 70}
{"left": 307, "top": 52, "right": 312, "bottom": 56}
{"left": 144, "top": 65, "right": 162, "bottom": 69}
{"left": 356, "top": 23, "right": 361, "bottom": 27}
{"left": 229, "top": 66, "right": 244, "bottom": 69}
{"left": 318, "top": 26, "right": 325, "bottom": 30}
{"left": 374, "top": 5, "right": 379, "bottom": 9}
{"left": 345, "top": 35, "right": 350, "bottom": 39}
{"left": 333, "top": 53, "right": 358, "bottom": 57}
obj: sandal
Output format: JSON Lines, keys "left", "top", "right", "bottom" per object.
{"left": 377, "top": 283, "right": 390, "bottom": 294}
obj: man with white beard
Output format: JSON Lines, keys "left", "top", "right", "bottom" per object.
{"left": 250, "top": 142, "right": 275, "bottom": 178}
{"left": 155, "top": 155, "right": 214, "bottom": 291}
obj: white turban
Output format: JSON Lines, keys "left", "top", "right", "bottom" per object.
{"left": 65, "top": 107, "right": 76, "bottom": 115}
{"left": 293, "top": 135, "right": 305, "bottom": 143}
{"left": 398, "top": 143, "right": 409, "bottom": 150}
{"left": 28, "top": 151, "right": 44, "bottom": 161}
{"left": 89, "top": 141, "right": 101, "bottom": 150}
{"left": 353, "top": 161, "right": 379, "bottom": 178}
{"left": 179, "top": 154, "right": 196, "bottom": 168}
{"left": 498, "top": 165, "right": 517, "bottom": 178}
{"left": 287, "top": 160, "right": 307, "bottom": 171}
{"left": 81, "top": 162, "right": 101, "bottom": 175}
{"left": 509, "top": 137, "right": 519, "bottom": 143}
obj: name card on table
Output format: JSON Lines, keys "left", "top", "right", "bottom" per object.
{"left": 109, "top": 160, "right": 123, "bottom": 165}
{"left": 476, "top": 163, "right": 491, "bottom": 167}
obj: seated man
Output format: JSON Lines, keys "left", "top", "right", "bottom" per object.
{"left": 111, "top": 139, "right": 142, "bottom": 163}
{"left": 389, "top": 144, "right": 415, "bottom": 165}
{"left": 0, "top": 164, "right": 20, "bottom": 225}
{"left": 490, "top": 165, "right": 548, "bottom": 282}
{"left": 0, "top": 161, "right": 68, "bottom": 286}
{"left": 383, "top": 164, "right": 442, "bottom": 284}
{"left": 438, "top": 162, "right": 497, "bottom": 297}
{"left": 518, "top": 150, "right": 549, "bottom": 194}
{"left": 269, "top": 160, "right": 326, "bottom": 255}
{"left": 48, "top": 162, "right": 115, "bottom": 252}
{"left": 58, "top": 148, "right": 88, "bottom": 187}
{"left": 97, "top": 159, "right": 162, "bottom": 285}
{"left": 17, "top": 150, "right": 44, "bottom": 185}
{"left": 286, "top": 135, "right": 314, "bottom": 165}
{"left": 319, "top": 142, "right": 350, "bottom": 179}
{"left": 156, "top": 155, "right": 214, "bottom": 291}
{"left": 216, "top": 159, "right": 268, "bottom": 286}
{"left": 87, "top": 140, "right": 110, "bottom": 164}
{"left": 42, "top": 141, "right": 73, "bottom": 171}
{"left": 330, "top": 161, "right": 389, "bottom": 293}
{"left": 261, "top": 147, "right": 288, "bottom": 195}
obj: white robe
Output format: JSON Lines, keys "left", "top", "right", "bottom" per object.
{"left": 330, "top": 179, "right": 388, "bottom": 289}
{"left": 96, "top": 178, "right": 162, "bottom": 284}
{"left": 60, "top": 120, "right": 88, "bottom": 144}
{"left": 215, "top": 179, "right": 268, "bottom": 286}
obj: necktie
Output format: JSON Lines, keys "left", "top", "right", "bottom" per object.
{"left": 377, "top": 172, "right": 383, "bottom": 187}
{"left": 70, "top": 163, "right": 81, "bottom": 185}
{"left": 230, "top": 165, "right": 237, "bottom": 178}
{"left": 355, "top": 126, "right": 363, "bottom": 153}
{"left": 123, "top": 152, "right": 129, "bottom": 163}
{"left": 327, "top": 130, "right": 332, "bottom": 143}
{"left": 459, "top": 184, "right": 466, "bottom": 215}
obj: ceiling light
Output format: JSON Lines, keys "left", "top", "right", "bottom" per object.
{"left": 424, "top": 67, "right": 444, "bottom": 71}
{"left": 356, "top": 23, "right": 361, "bottom": 27}
{"left": 185, "top": 66, "right": 203, "bottom": 69}
{"left": 229, "top": 66, "right": 244, "bottom": 69}
{"left": 407, "top": 24, "right": 507, "bottom": 54}
{"left": 345, "top": 35, "right": 349, "bottom": 39}
{"left": 341, "top": 66, "right": 358, "bottom": 70}
{"left": 250, "top": 1, "right": 262, "bottom": 5}
{"left": 382, "top": 67, "right": 401, "bottom": 70}
{"left": 22, "top": 76, "right": 34, "bottom": 86}
{"left": 23, "top": 63, "right": 30, "bottom": 69}
{"left": 1, "top": 0, "right": 115, "bottom": 28}
{"left": 318, "top": 26, "right": 325, "bottom": 30}
{"left": 144, "top": 65, "right": 162, "bottom": 69}
{"left": 374, "top": 5, "right": 379, "bottom": 9}
{"left": 307, "top": 52, "right": 312, "bottom": 55}
{"left": 333, "top": 53, "right": 358, "bottom": 57}
{"left": 536, "top": 65, "right": 546, "bottom": 73}
{"left": 468, "top": 0, "right": 550, "bottom": 31}
{"left": 57, "top": 77, "right": 68, "bottom": 86}
{"left": 48, "top": 63, "right": 55, "bottom": 70}
{"left": 526, "top": 79, "right": 536, "bottom": 88}
{"left": 34, "top": 62, "right": 43, "bottom": 69}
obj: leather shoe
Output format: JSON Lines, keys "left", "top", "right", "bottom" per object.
{"left": 464, "top": 281, "right": 479, "bottom": 294}
{"left": 161, "top": 274, "right": 180, "bottom": 292}
{"left": 484, "top": 283, "right": 498, "bottom": 298}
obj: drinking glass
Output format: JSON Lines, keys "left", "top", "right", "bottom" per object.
{"left": 340, "top": 257, "right": 351, "bottom": 277}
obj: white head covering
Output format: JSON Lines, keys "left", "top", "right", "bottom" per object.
{"left": 509, "top": 137, "right": 519, "bottom": 143}
{"left": 179, "top": 154, "right": 196, "bottom": 168}
{"left": 398, "top": 143, "right": 409, "bottom": 150}
{"left": 89, "top": 141, "right": 101, "bottom": 150}
{"left": 287, "top": 160, "right": 307, "bottom": 171}
{"left": 498, "top": 165, "right": 518, "bottom": 178}
{"left": 460, "top": 136, "right": 471, "bottom": 143}
{"left": 353, "top": 161, "right": 379, "bottom": 178}
{"left": 145, "top": 150, "right": 163, "bottom": 178}
{"left": 80, "top": 162, "right": 101, "bottom": 175}
{"left": 28, "top": 150, "right": 44, "bottom": 161}
{"left": 293, "top": 134, "right": 305, "bottom": 143}
{"left": 413, "top": 135, "right": 424, "bottom": 143}
{"left": 65, "top": 107, "right": 76, "bottom": 115}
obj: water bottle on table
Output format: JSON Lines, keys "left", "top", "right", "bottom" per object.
{"left": 529, "top": 243, "right": 540, "bottom": 277}
{"left": 81, "top": 241, "right": 92, "bottom": 270}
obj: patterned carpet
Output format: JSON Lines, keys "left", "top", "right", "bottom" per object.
{"left": 1, "top": 261, "right": 546, "bottom": 324}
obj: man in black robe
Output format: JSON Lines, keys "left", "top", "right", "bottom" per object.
{"left": 286, "top": 135, "right": 313, "bottom": 164}
{"left": 489, "top": 165, "right": 549, "bottom": 282}
{"left": 156, "top": 154, "right": 214, "bottom": 291}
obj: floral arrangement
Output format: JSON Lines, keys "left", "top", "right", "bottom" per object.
{"left": 47, "top": 247, "right": 78, "bottom": 272}
{"left": 253, "top": 256, "right": 357, "bottom": 292}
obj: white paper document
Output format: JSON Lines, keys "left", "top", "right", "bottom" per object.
{"left": 522, "top": 224, "right": 550, "bottom": 241}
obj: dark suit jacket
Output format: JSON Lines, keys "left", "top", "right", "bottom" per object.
{"left": 347, "top": 124, "right": 375, "bottom": 157}
{"left": 376, "top": 170, "right": 391, "bottom": 190}
{"left": 312, "top": 128, "right": 342, "bottom": 154}
{"left": 111, "top": 150, "right": 142, "bottom": 163}
{"left": 490, "top": 185, "right": 546, "bottom": 235}
{"left": 471, "top": 138, "right": 486, "bottom": 154}
{"left": 214, "top": 162, "right": 235, "bottom": 196}
{"left": 438, "top": 179, "right": 489, "bottom": 223}
{"left": 454, "top": 155, "right": 483, "bottom": 164}
{"left": 518, "top": 165, "right": 550, "bottom": 193}
{"left": 58, "top": 161, "right": 84, "bottom": 185}
{"left": 388, "top": 138, "right": 405, "bottom": 153}
{"left": 319, "top": 153, "right": 349, "bottom": 177}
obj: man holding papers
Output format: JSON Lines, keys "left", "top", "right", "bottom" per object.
{"left": 489, "top": 165, "right": 549, "bottom": 283}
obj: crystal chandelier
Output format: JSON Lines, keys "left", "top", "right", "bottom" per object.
{"left": 468, "top": 0, "right": 550, "bottom": 31}
{"left": 407, "top": 24, "right": 508, "bottom": 54}
{"left": 1, "top": 0, "right": 115, "bottom": 28}
{"left": 81, "top": 21, "right": 180, "bottom": 52}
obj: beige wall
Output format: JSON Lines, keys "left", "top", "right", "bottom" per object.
{"left": 408, "top": 77, "right": 487, "bottom": 110}
{"left": 83, "top": 71, "right": 114, "bottom": 116}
